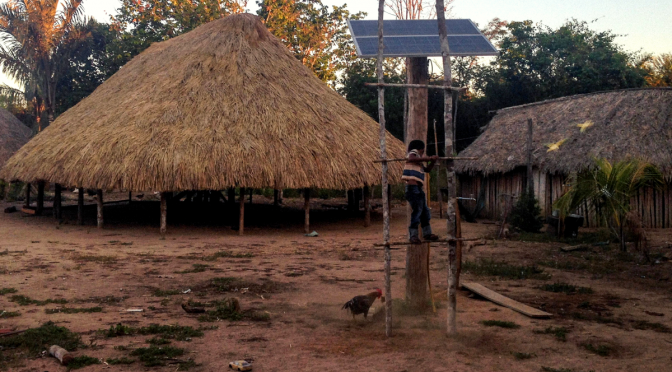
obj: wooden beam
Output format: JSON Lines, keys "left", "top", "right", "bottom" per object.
{"left": 160, "top": 192, "right": 168, "bottom": 236}
{"left": 96, "top": 190, "right": 103, "bottom": 229}
{"left": 77, "top": 188, "right": 84, "bottom": 225}
{"left": 239, "top": 187, "right": 245, "bottom": 236}
{"left": 364, "top": 185, "right": 371, "bottom": 227}
{"left": 53, "top": 183, "right": 62, "bottom": 220}
{"left": 376, "top": 0, "right": 392, "bottom": 338}
{"left": 461, "top": 282, "right": 552, "bottom": 318}
{"left": 433, "top": 119, "right": 443, "bottom": 218}
{"left": 436, "top": 0, "right": 458, "bottom": 335}
{"left": 273, "top": 189, "right": 279, "bottom": 207}
{"left": 304, "top": 188, "right": 310, "bottom": 234}
{"left": 365, "top": 82, "right": 466, "bottom": 91}
{"left": 36, "top": 181, "right": 44, "bottom": 215}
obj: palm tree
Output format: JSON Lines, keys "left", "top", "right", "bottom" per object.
{"left": 554, "top": 159, "right": 664, "bottom": 251}
{"left": 0, "top": 0, "right": 87, "bottom": 131}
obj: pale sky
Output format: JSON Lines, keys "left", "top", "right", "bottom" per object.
{"left": 3, "top": 0, "right": 671, "bottom": 87}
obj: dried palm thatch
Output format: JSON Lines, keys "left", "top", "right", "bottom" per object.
{"left": 0, "top": 108, "right": 31, "bottom": 169}
{"left": 457, "top": 88, "right": 672, "bottom": 179}
{"left": 0, "top": 14, "right": 404, "bottom": 191}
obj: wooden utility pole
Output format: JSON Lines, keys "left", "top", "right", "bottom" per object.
{"left": 405, "top": 55, "right": 430, "bottom": 311}
{"left": 376, "top": 0, "right": 392, "bottom": 338}
{"left": 527, "top": 118, "right": 534, "bottom": 196}
{"left": 436, "top": 0, "right": 458, "bottom": 335}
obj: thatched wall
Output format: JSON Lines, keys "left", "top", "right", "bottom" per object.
{"left": 0, "top": 14, "right": 404, "bottom": 191}
{"left": 0, "top": 108, "right": 31, "bottom": 169}
{"left": 456, "top": 89, "right": 672, "bottom": 179}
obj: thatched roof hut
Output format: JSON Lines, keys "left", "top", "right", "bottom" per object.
{"left": 456, "top": 88, "right": 672, "bottom": 228}
{"left": 457, "top": 88, "right": 672, "bottom": 178}
{"left": 0, "top": 108, "right": 31, "bottom": 169}
{"left": 0, "top": 13, "right": 404, "bottom": 191}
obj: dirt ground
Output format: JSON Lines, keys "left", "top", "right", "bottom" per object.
{"left": 1, "top": 193, "right": 672, "bottom": 372}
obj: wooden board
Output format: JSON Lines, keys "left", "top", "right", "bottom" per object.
{"left": 560, "top": 245, "right": 590, "bottom": 252}
{"left": 21, "top": 207, "right": 36, "bottom": 215}
{"left": 461, "top": 282, "right": 552, "bottom": 319}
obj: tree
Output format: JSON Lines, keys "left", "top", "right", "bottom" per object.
{"left": 257, "top": 0, "right": 363, "bottom": 83}
{"left": 108, "top": 0, "right": 248, "bottom": 70}
{"left": 0, "top": 0, "right": 88, "bottom": 130}
{"left": 482, "top": 20, "right": 648, "bottom": 110}
{"left": 644, "top": 54, "right": 672, "bottom": 87}
{"left": 553, "top": 159, "right": 664, "bottom": 251}
{"left": 384, "top": 0, "right": 453, "bottom": 20}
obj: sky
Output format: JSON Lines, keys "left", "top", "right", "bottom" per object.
{"left": 3, "top": 0, "right": 671, "bottom": 87}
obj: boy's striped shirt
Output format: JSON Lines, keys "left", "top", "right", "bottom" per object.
{"left": 402, "top": 150, "right": 425, "bottom": 184}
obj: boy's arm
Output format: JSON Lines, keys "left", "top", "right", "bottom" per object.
{"left": 407, "top": 153, "right": 439, "bottom": 172}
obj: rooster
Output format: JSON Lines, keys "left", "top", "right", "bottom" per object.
{"left": 342, "top": 288, "right": 382, "bottom": 320}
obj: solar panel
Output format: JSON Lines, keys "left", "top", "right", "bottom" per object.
{"left": 348, "top": 19, "right": 498, "bottom": 58}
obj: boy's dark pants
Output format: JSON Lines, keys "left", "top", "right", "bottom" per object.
{"left": 405, "top": 184, "right": 433, "bottom": 240}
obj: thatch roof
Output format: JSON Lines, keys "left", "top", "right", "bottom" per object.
{"left": 0, "top": 108, "right": 31, "bottom": 169}
{"left": 0, "top": 14, "right": 404, "bottom": 191}
{"left": 456, "top": 88, "right": 672, "bottom": 178}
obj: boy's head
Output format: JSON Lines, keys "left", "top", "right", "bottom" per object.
{"left": 408, "top": 140, "right": 425, "bottom": 155}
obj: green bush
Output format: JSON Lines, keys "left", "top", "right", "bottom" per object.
{"left": 510, "top": 191, "right": 544, "bottom": 233}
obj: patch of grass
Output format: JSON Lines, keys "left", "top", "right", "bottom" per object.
{"left": 67, "top": 355, "right": 101, "bottom": 370}
{"left": 534, "top": 326, "right": 570, "bottom": 342}
{"left": 10, "top": 295, "right": 67, "bottom": 306}
{"left": 480, "top": 320, "right": 520, "bottom": 329}
{"left": 210, "top": 277, "right": 238, "bottom": 291}
{"left": 197, "top": 298, "right": 269, "bottom": 322}
{"left": 0, "top": 321, "right": 83, "bottom": 357}
{"left": 130, "top": 345, "right": 185, "bottom": 367}
{"left": 0, "top": 310, "right": 20, "bottom": 318}
{"left": 45, "top": 307, "right": 102, "bottom": 314}
{"left": 152, "top": 288, "right": 181, "bottom": 297}
{"left": 0, "top": 288, "right": 17, "bottom": 295}
{"left": 519, "top": 229, "right": 612, "bottom": 245}
{"left": 106, "top": 357, "right": 135, "bottom": 365}
{"left": 540, "top": 368, "right": 573, "bottom": 372}
{"left": 175, "top": 264, "right": 209, "bottom": 274}
{"left": 581, "top": 342, "right": 615, "bottom": 356}
{"left": 105, "top": 323, "right": 135, "bottom": 337}
{"left": 113, "top": 345, "right": 130, "bottom": 351}
{"left": 537, "top": 260, "right": 589, "bottom": 271}
{"left": 105, "top": 323, "right": 204, "bottom": 341}
{"left": 76, "top": 296, "right": 126, "bottom": 304}
{"left": 571, "top": 312, "right": 623, "bottom": 326}
{"left": 512, "top": 352, "right": 535, "bottom": 360}
{"left": 73, "top": 254, "right": 117, "bottom": 264}
{"left": 463, "top": 259, "right": 549, "bottom": 280}
{"left": 631, "top": 320, "right": 671, "bottom": 333}
{"left": 204, "top": 251, "right": 255, "bottom": 261}
{"left": 540, "top": 282, "right": 593, "bottom": 294}
{"left": 108, "top": 241, "right": 133, "bottom": 246}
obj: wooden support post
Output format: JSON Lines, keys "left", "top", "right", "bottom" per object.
{"left": 274, "top": 189, "right": 279, "bottom": 207}
{"left": 128, "top": 191, "right": 132, "bottom": 203}
{"left": 96, "top": 190, "right": 103, "bottom": 229}
{"left": 249, "top": 188, "right": 253, "bottom": 204}
{"left": 404, "top": 55, "right": 430, "bottom": 310}
{"left": 36, "top": 181, "right": 45, "bottom": 215}
{"left": 527, "top": 118, "right": 534, "bottom": 196}
{"left": 24, "top": 182, "right": 30, "bottom": 207}
{"left": 239, "top": 187, "right": 245, "bottom": 236}
{"left": 77, "top": 188, "right": 84, "bottom": 225}
{"left": 376, "top": 0, "right": 392, "bottom": 337}
{"left": 347, "top": 189, "right": 355, "bottom": 212}
{"left": 434, "top": 119, "right": 443, "bottom": 218}
{"left": 436, "top": 0, "right": 458, "bottom": 335}
{"left": 53, "top": 183, "right": 62, "bottom": 220}
{"left": 364, "top": 185, "right": 371, "bottom": 227}
{"left": 160, "top": 192, "right": 168, "bottom": 236}
{"left": 304, "top": 188, "right": 310, "bottom": 234}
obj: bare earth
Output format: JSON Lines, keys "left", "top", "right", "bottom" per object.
{"left": 1, "top": 194, "right": 672, "bottom": 372}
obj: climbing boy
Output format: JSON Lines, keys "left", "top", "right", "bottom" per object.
{"left": 402, "top": 140, "right": 439, "bottom": 244}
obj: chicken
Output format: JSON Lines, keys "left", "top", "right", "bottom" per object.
{"left": 342, "top": 288, "right": 382, "bottom": 320}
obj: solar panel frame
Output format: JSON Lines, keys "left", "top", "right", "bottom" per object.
{"left": 347, "top": 19, "right": 498, "bottom": 58}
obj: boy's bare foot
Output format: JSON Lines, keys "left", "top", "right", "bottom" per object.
{"left": 409, "top": 236, "right": 422, "bottom": 244}
{"left": 423, "top": 234, "right": 439, "bottom": 241}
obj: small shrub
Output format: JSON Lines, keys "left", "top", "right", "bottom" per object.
{"left": 10, "top": 295, "right": 67, "bottom": 306}
{"left": 480, "top": 320, "right": 520, "bottom": 329}
{"left": 175, "top": 264, "right": 210, "bottom": 274}
{"left": 45, "top": 307, "right": 102, "bottom": 314}
{"left": 510, "top": 191, "right": 544, "bottom": 233}
{"left": 0, "top": 322, "right": 83, "bottom": 357}
{"left": 0, "top": 310, "right": 20, "bottom": 318}
{"left": 0, "top": 288, "right": 17, "bottom": 295}
{"left": 146, "top": 336, "right": 171, "bottom": 345}
{"left": 130, "top": 345, "right": 185, "bottom": 367}
{"left": 67, "top": 355, "right": 101, "bottom": 370}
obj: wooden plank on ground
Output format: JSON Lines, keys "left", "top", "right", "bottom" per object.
{"left": 461, "top": 281, "right": 552, "bottom": 319}
{"left": 21, "top": 207, "right": 36, "bottom": 215}
{"left": 560, "top": 245, "right": 590, "bottom": 252}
